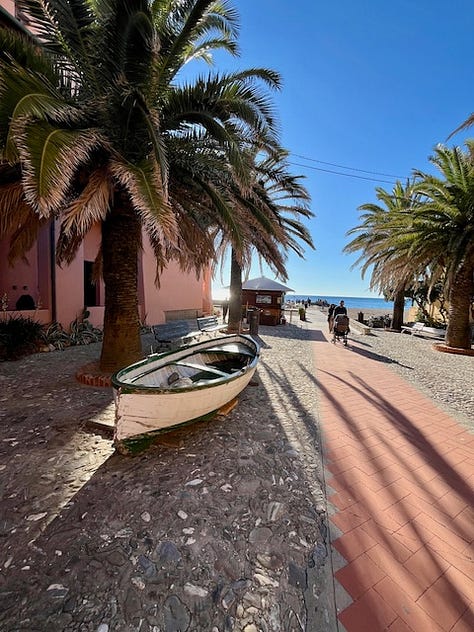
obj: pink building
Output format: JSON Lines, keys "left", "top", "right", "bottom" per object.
{"left": 0, "top": 2, "right": 213, "bottom": 328}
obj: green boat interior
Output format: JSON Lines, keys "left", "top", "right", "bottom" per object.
{"left": 122, "top": 348, "right": 255, "bottom": 388}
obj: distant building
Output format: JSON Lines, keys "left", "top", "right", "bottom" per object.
{"left": 0, "top": 1, "right": 212, "bottom": 328}
{"left": 242, "top": 276, "right": 294, "bottom": 325}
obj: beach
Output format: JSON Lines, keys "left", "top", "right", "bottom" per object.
{"left": 315, "top": 304, "right": 411, "bottom": 323}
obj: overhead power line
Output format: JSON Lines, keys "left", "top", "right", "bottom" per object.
{"left": 289, "top": 161, "right": 399, "bottom": 185}
{"left": 292, "top": 153, "right": 407, "bottom": 180}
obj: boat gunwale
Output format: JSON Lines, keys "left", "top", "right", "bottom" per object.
{"left": 115, "top": 364, "right": 257, "bottom": 395}
{"left": 111, "top": 334, "right": 259, "bottom": 393}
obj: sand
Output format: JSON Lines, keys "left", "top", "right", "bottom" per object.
{"left": 315, "top": 305, "right": 409, "bottom": 322}
{"left": 347, "top": 306, "right": 396, "bottom": 320}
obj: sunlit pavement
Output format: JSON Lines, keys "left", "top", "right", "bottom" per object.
{"left": 310, "top": 313, "right": 473, "bottom": 632}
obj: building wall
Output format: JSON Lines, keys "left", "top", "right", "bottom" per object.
{"left": 1, "top": 220, "right": 213, "bottom": 328}
{"left": 0, "top": 238, "right": 39, "bottom": 311}
{"left": 1, "top": 1, "right": 15, "bottom": 16}
{"left": 141, "top": 235, "right": 209, "bottom": 325}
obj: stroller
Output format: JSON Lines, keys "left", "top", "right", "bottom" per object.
{"left": 332, "top": 314, "right": 350, "bottom": 346}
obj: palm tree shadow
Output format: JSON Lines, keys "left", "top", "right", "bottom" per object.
{"left": 259, "top": 356, "right": 321, "bottom": 446}
{"left": 348, "top": 341, "right": 413, "bottom": 369}
{"left": 301, "top": 363, "right": 473, "bottom": 617}
{"left": 312, "top": 364, "right": 474, "bottom": 511}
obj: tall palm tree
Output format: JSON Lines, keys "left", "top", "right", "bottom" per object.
{"left": 0, "top": 0, "right": 283, "bottom": 371}
{"left": 347, "top": 145, "right": 474, "bottom": 348}
{"left": 411, "top": 143, "right": 474, "bottom": 348}
{"left": 162, "top": 142, "right": 314, "bottom": 331}
{"left": 211, "top": 149, "right": 314, "bottom": 331}
{"left": 344, "top": 181, "right": 418, "bottom": 330}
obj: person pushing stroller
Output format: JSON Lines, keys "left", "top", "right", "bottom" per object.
{"left": 331, "top": 300, "right": 350, "bottom": 346}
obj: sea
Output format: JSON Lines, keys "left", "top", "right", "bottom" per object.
{"left": 291, "top": 295, "right": 399, "bottom": 312}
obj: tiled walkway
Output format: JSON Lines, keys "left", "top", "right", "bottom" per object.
{"left": 312, "top": 328, "right": 474, "bottom": 632}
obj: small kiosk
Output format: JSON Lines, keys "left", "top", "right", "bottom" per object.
{"left": 242, "top": 276, "right": 294, "bottom": 326}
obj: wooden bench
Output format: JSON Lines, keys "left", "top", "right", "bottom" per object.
{"left": 401, "top": 322, "right": 424, "bottom": 335}
{"left": 401, "top": 322, "right": 446, "bottom": 339}
{"left": 196, "top": 315, "right": 225, "bottom": 335}
{"left": 152, "top": 321, "right": 197, "bottom": 350}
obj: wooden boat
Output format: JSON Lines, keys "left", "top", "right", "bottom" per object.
{"left": 112, "top": 334, "right": 260, "bottom": 453}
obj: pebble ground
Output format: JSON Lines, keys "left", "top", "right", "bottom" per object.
{"left": 0, "top": 315, "right": 332, "bottom": 631}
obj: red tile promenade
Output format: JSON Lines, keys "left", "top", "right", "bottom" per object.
{"left": 312, "top": 330, "right": 474, "bottom": 632}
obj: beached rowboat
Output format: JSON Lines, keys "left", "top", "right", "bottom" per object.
{"left": 112, "top": 334, "right": 260, "bottom": 453}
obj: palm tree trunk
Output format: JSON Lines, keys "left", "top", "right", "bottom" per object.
{"left": 391, "top": 286, "right": 406, "bottom": 331}
{"left": 100, "top": 202, "right": 143, "bottom": 372}
{"left": 227, "top": 248, "right": 242, "bottom": 333}
{"left": 445, "top": 263, "right": 473, "bottom": 349}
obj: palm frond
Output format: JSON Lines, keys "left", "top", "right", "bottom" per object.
{"left": 0, "top": 179, "right": 49, "bottom": 263}
{"left": 448, "top": 112, "right": 474, "bottom": 140}
{"left": 0, "top": 62, "right": 76, "bottom": 161}
{"left": 61, "top": 165, "right": 112, "bottom": 235}
{"left": 156, "top": 0, "right": 240, "bottom": 84}
{"left": 109, "top": 157, "right": 178, "bottom": 243}
{"left": 18, "top": 123, "right": 104, "bottom": 216}
{"left": 16, "top": 0, "right": 95, "bottom": 61}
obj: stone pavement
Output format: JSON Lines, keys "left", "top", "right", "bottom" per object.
{"left": 0, "top": 319, "right": 334, "bottom": 631}
{"left": 310, "top": 310, "right": 474, "bottom": 631}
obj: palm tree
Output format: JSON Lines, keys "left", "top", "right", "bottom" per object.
{"left": 347, "top": 144, "right": 474, "bottom": 348}
{"left": 216, "top": 149, "right": 314, "bottom": 332}
{"left": 228, "top": 248, "right": 244, "bottom": 332}
{"left": 345, "top": 181, "right": 418, "bottom": 331}
{"left": 411, "top": 143, "right": 474, "bottom": 349}
{"left": 0, "top": 0, "right": 283, "bottom": 371}
{"left": 160, "top": 141, "right": 314, "bottom": 331}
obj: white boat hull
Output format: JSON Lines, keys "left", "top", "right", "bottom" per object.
{"left": 114, "top": 367, "right": 257, "bottom": 441}
{"left": 112, "top": 334, "right": 259, "bottom": 451}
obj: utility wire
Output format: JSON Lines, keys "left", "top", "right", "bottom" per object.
{"left": 289, "top": 161, "right": 399, "bottom": 185}
{"left": 292, "top": 152, "right": 407, "bottom": 179}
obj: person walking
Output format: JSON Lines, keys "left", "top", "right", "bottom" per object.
{"left": 333, "top": 300, "right": 347, "bottom": 317}
{"left": 327, "top": 303, "right": 336, "bottom": 333}
{"left": 222, "top": 298, "right": 229, "bottom": 323}
{"left": 332, "top": 300, "right": 350, "bottom": 343}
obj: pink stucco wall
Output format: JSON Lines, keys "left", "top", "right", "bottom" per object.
{"left": 140, "top": 235, "right": 208, "bottom": 325}
{"left": 0, "top": 238, "right": 39, "bottom": 311}
{"left": 1, "top": 1, "right": 15, "bottom": 15}
{"left": 1, "top": 222, "right": 213, "bottom": 329}
{"left": 55, "top": 242, "right": 85, "bottom": 327}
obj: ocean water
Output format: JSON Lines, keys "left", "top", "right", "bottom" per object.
{"left": 291, "top": 295, "right": 399, "bottom": 312}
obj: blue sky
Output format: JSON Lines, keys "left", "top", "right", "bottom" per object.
{"left": 208, "top": 1, "right": 474, "bottom": 299}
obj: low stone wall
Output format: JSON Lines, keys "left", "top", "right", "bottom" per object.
{"left": 165, "top": 308, "right": 200, "bottom": 321}
{"left": 349, "top": 318, "right": 372, "bottom": 335}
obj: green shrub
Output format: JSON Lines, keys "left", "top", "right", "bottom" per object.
{"left": 69, "top": 316, "right": 102, "bottom": 345}
{"left": 41, "top": 322, "right": 70, "bottom": 350}
{"left": 0, "top": 312, "right": 104, "bottom": 361}
{"left": 0, "top": 316, "right": 44, "bottom": 360}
